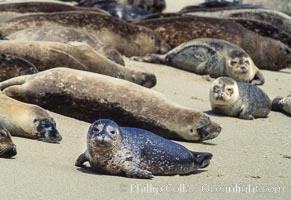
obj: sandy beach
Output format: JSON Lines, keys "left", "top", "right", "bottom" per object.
{"left": 0, "top": 1, "right": 290, "bottom": 200}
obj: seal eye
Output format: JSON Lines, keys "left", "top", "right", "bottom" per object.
{"left": 110, "top": 130, "right": 116, "bottom": 135}
{"left": 227, "top": 88, "right": 233, "bottom": 94}
{"left": 230, "top": 60, "right": 238, "bottom": 66}
{"left": 93, "top": 127, "right": 99, "bottom": 132}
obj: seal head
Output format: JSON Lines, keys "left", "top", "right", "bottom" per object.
{"left": 34, "top": 118, "right": 62, "bottom": 143}
{"left": 0, "top": 125, "right": 16, "bottom": 158}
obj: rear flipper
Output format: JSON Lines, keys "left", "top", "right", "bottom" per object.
{"left": 131, "top": 54, "right": 166, "bottom": 64}
{"left": 124, "top": 163, "right": 154, "bottom": 179}
{"left": 192, "top": 151, "right": 213, "bottom": 169}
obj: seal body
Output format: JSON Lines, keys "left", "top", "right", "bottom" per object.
{"left": 210, "top": 77, "right": 271, "bottom": 119}
{"left": 0, "top": 124, "right": 16, "bottom": 158}
{"left": 0, "top": 40, "right": 156, "bottom": 88}
{"left": 75, "top": 119, "right": 213, "bottom": 178}
{"left": 0, "top": 53, "right": 38, "bottom": 82}
{"left": 0, "top": 11, "right": 170, "bottom": 57}
{"left": 7, "top": 26, "right": 125, "bottom": 66}
{"left": 0, "top": 68, "right": 221, "bottom": 142}
{"left": 133, "top": 38, "right": 264, "bottom": 84}
{"left": 272, "top": 95, "right": 291, "bottom": 116}
{"left": 0, "top": 92, "right": 62, "bottom": 143}
{"left": 136, "top": 15, "right": 291, "bottom": 71}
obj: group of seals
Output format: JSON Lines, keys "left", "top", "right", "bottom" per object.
{"left": 0, "top": 67, "right": 221, "bottom": 142}
{"left": 0, "top": 92, "right": 62, "bottom": 143}
{"left": 75, "top": 119, "right": 212, "bottom": 178}
{"left": 0, "top": 124, "right": 16, "bottom": 158}
{"left": 272, "top": 95, "right": 291, "bottom": 116}
{"left": 209, "top": 77, "right": 271, "bottom": 120}
{"left": 133, "top": 38, "right": 264, "bottom": 84}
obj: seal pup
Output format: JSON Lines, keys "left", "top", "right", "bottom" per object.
{"left": 272, "top": 94, "right": 291, "bottom": 116}
{"left": 209, "top": 77, "right": 271, "bottom": 120}
{"left": 0, "top": 53, "right": 38, "bottom": 82}
{"left": 0, "top": 11, "right": 170, "bottom": 57}
{"left": 75, "top": 119, "right": 213, "bottom": 178}
{"left": 0, "top": 92, "right": 62, "bottom": 143}
{"left": 7, "top": 26, "right": 125, "bottom": 66}
{"left": 0, "top": 68, "right": 222, "bottom": 142}
{"left": 132, "top": 38, "right": 265, "bottom": 85}
{"left": 136, "top": 15, "right": 291, "bottom": 71}
{"left": 0, "top": 40, "right": 156, "bottom": 88}
{"left": 0, "top": 125, "right": 16, "bottom": 158}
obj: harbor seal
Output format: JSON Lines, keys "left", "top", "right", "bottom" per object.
{"left": 272, "top": 94, "right": 291, "bottom": 116}
{"left": 0, "top": 68, "right": 221, "bottom": 142}
{"left": 7, "top": 26, "right": 125, "bottom": 66}
{"left": 132, "top": 38, "right": 265, "bottom": 85}
{"left": 0, "top": 40, "right": 156, "bottom": 88}
{"left": 75, "top": 119, "right": 213, "bottom": 178}
{"left": 0, "top": 124, "right": 17, "bottom": 158}
{"left": 136, "top": 15, "right": 291, "bottom": 71}
{"left": 0, "top": 11, "right": 170, "bottom": 57}
{"left": 209, "top": 77, "right": 271, "bottom": 119}
{"left": 0, "top": 53, "right": 38, "bottom": 82}
{"left": 0, "top": 92, "right": 62, "bottom": 143}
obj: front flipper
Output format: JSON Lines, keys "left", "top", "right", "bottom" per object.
{"left": 124, "top": 163, "right": 154, "bottom": 179}
{"left": 0, "top": 74, "right": 29, "bottom": 92}
{"left": 239, "top": 106, "right": 254, "bottom": 120}
{"left": 75, "top": 152, "right": 89, "bottom": 167}
{"left": 251, "top": 70, "right": 265, "bottom": 85}
{"left": 131, "top": 54, "right": 165, "bottom": 64}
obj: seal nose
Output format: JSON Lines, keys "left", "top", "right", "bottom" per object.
{"left": 192, "top": 151, "right": 213, "bottom": 168}
{"left": 3, "top": 144, "right": 17, "bottom": 158}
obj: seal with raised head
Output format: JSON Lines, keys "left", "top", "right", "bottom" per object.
{"left": 0, "top": 92, "right": 62, "bottom": 143}
{"left": 272, "top": 94, "right": 291, "bottom": 116}
{"left": 133, "top": 38, "right": 265, "bottom": 85}
{"left": 75, "top": 119, "right": 213, "bottom": 178}
{"left": 136, "top": 15, "right": 291, "bottom": 71}
{"left": 0, "top": 68, "right": 221, "bottom": 142}
{"left": 0, "top": 53, "right": 38, "bottom": 82}
{"left": 209, "top": 77, "right": 271, "bottom": 120}
{"left": 0, "top": 124, "right": 17, "bottom": 158}
{"left": 7, "top": 26, "right": 125, "bottom": 66}
{"left": 0, "top": 11, "right": 170, "bottom": 57}
{"left": 0, "top": 40, "right": 156, "bottom": 88}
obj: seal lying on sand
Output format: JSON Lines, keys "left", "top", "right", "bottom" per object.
{"left": 133, "top": 38, "right": 264, "bottom": 85}
{"left": 0, "top": 40, "right": 156, "bottom": 88}
{"left": 0, "top": 125, "right": 16, "bottom": 158}
{"left": 0, "top": 92, "right": 62, "bottom": 143}
{"left": 7, "top": 26, "right": 125, "bottom": 66}
{"left": 0, "top": 11, "right": 170, "bottom": 57}
{"left": 75, "top": 119, "right": 213, "bottom": 179}
{"left": 136, "top": 15, "right": 291, "bottom": 71}
{"left": 0, "top": 53, "right": 38, "bottom": 82}
{"left": 272, "top": 94, "right": 291, "bottom": 116}
{"left": 209, "top": 77, "right": 271, "bottom": 120}
{"left": 0, "top": 68, "right": 221, "bottom": 142}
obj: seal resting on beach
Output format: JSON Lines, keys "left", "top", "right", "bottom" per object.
{"left": 272, "top": 94, "right": 291, "bottom": 116}
{"left": 0, "top": 68, "right": 221, "bottom": 142}
{"left": 209, "top": 77, "right": 271, "bottom": 120}
{"left": 0, "top": 92, "right": 62, "bottom": 143}
{"left": 0, "top": 124, "right": 16, "bottom": 158}
{"left": 132, "top": 38, "right": 264, "bottom": 85}
{"left": 75, "top": 119, "right": 213, "bottom": 179}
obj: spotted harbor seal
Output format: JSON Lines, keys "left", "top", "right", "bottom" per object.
{"left": 75, "top": 119, "right": 213, "bottom": 178}
{"left": 136, "top": 15, "right": 291, "bottom": 71}
{"left": 0, "top": 11, "right": 170, "bottom": 57}
{"left": 272, "top": 94, "right": 291, "bottom": 116}
{"left": 0, "top": 124, "right": 16, "bottom": 158}
{"left": 0, "top": 92, "right": 62, "bottom": 143}
{"left": 133, "top": 38, "right": 264, "bottom": 85}
{"left": 0, "top": 53, "right": 38, "bottom": 82}
{"left": 0, "top": 68, "right": 221, "bottom": 142}
{"left": 209, "top": 77, "right": 271, "bottom": 119}
{"left": 0, "top": 40, "right": 156, "bottom": 88}
{"left": 7, "top": 26, "right": 125, "bottom": 66}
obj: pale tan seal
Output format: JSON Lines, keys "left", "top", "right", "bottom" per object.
{"left": 0, "top": 68, "right": 221, "bottom": 142}
{"left": 0, "top": 124, "right": 16, "bottom": 158}
{"left": 0, "top": 11, "right": 170, "bottom": 57}
{"left": 0, "top": 40, "right": 156, "bottom": 88}
{"left": 209, "top": 77, "right": 271, "bottom": 120}
{"left": 0, "top": 92, "right": 62, "bottom": 143}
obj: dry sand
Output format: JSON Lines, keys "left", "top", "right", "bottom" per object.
{"left": 0, "top": 1, "right": 291, "bottom": 200}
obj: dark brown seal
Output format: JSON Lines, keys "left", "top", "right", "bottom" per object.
{"left": 136, "top": 15, "right": 291, "bottom": 71}
{"left": 0, "top": 68, "right": 222, "bottom": 142}
{"left": 0, "top": 40, "right": 156, "bottom": 88}
{"left": 0, "top": 53, "right": 38, "bottom": 82}
{"left": 0, "top": 124, "right": 16, "bottom": 158}
{"left": 0, "top": 11, "right": 170, "bottom": 57}
{"left": 75, "top": 119, "right": 212, "bottom": 179}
